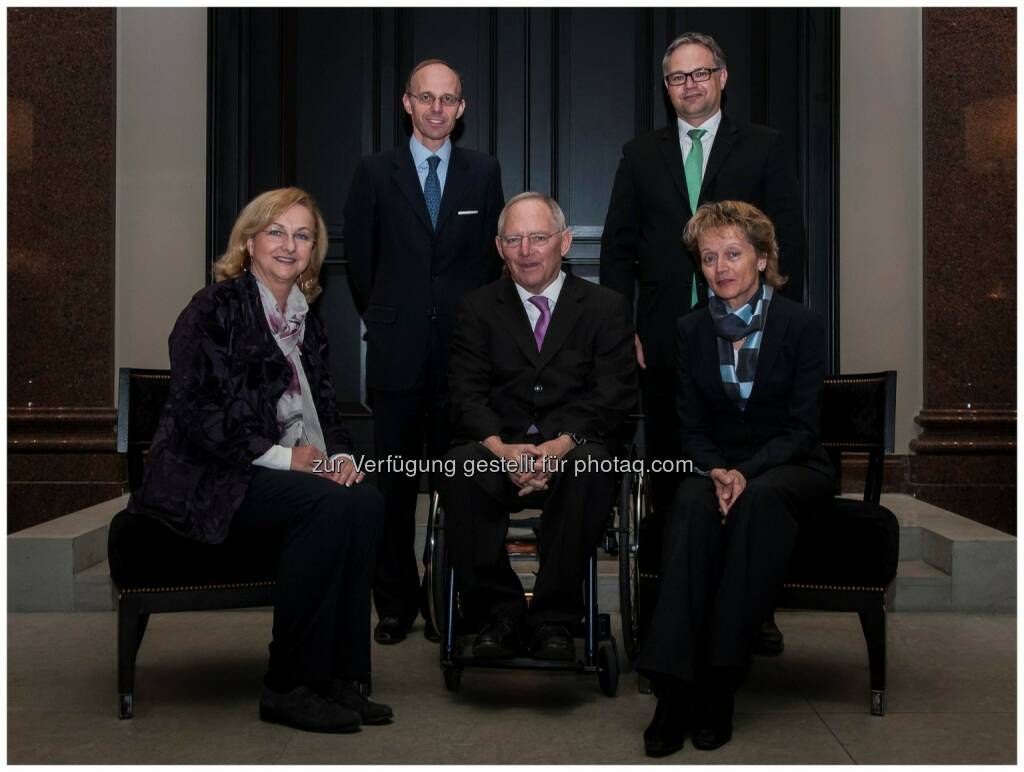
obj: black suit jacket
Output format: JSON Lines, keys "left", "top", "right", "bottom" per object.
{"left": 676, "top": 294, "right": 833, "bottom": 482}
{"left": 344, "top": 144, "right": 504, "bottom": 391}
{"left": 600, "top": 114, "right": 807, "bottom": 369}
{"left": 448, "top": 273, "right": 638, "bottom": 445}
{"left": 128, "top": 273, "right": 353, "bottom": 544}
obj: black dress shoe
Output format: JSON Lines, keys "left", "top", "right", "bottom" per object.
{"left": 423, "top": 617, "right": 441, "bottom": 643}
{"left": 259, "top": 685, "right": 361, "bottom": 733}
{"left": 530, "top": 624, "right": 575, "bottom": 661}
{"left": 691, "top": 722, "right": 733, "bottom": 751}
{"left": 374, "top": 616, "right": 409, "bottom": 645}
{"left": 643, "top": 681, "right": 688, "bottom": 757}
{"left": 472, "top": 615, "right": 520, "bottom": 658}
{"left": 330, "top": 680, "right": 393, "bottom": 725}
{"left": 754, "top": 616, "right": 784, "bottom": 656}
{"left": 692, "top": 674, "right": 735, "bottom": 751}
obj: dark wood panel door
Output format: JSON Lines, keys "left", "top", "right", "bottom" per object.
{"left": 208, "top": 7, "right": 840, "bottom": 420}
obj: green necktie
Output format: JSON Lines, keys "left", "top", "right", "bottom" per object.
{"left": 684, "top": 128, "right": 707, "bottom": 309}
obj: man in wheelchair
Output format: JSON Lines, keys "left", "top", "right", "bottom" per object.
{"left": 439, "top": 192, "right": 637, "bottom": 661}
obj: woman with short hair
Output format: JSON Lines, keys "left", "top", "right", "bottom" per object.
{"left": 639, "top": 200, "right": 835, "bottom": 756}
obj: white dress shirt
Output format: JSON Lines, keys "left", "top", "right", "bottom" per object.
{"left": 514, "top": 270, "right": 567, "bottom": 331}
{"left": 410, "top": 135, "right": 452, "bottom": 193}
{"left": 677, "top": 110, "right": 722, "bottom": 177}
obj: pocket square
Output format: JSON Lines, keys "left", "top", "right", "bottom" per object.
{"left": 457, "top": 210, "right": 479, "bottom": 215}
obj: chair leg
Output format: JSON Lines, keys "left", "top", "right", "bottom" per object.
{"left": 117, "top": 597, "right": 144, "bottom": 719}
{"left": 136, "top": 612, "right": 150, "bottom": 651}
{"left": 857, "top": 604, "right": 886, "bottom": 716}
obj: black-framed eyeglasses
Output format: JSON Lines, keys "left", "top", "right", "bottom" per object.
{"left": 406, "top": 91, "right": 462, "bottom": 108}
{"left": 498, "top": 230, "right": 564, "bottom": 249}
{"left": 664, "top": 67, "right": 722, "bottom": 87}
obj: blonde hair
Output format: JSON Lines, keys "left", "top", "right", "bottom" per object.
{"left": 682, "top": 200, "right": 787, "bottom": 289}
{"left": 212, "top": 187, "right": 329, "bottom": 302}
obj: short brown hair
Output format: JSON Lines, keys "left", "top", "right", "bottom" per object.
{"left": 662, "top": 32, "right": 728, "bottom": 74}
{"left": 211, "top": 187, "right": 329, "bottom": 302}
{"left": 405, "top": 58, "right": 463, "bottom": 98}
{"left": 682, "top": 200, "right": 787, "bottom": 289}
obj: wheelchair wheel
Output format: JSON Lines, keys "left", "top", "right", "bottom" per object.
{"left": 617, "top": 456, "right": 646, "bottom": 662}
{"left": 442, "top": 662, "right": 462, "bottom": 692}
{"left": 597, "top": 639, "right": 619, "bottom": 697}
{"left": 425, "top": 491, "right": 447, "bottom": 643}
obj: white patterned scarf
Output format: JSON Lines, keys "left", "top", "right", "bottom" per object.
{"left": 254, "top": 277, "right": 327, "bottom": 454}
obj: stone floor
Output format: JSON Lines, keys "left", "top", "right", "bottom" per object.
{"left": 6, "top": 609, "right": 1016, "bottom": 764}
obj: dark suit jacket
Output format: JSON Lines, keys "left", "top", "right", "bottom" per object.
{"left": 600, "top": 114, "right": 807, "bottom": 369}
{"left": 448, "top": 273, "right": 638, "bottom": 445}
{"left": 676, "top": 294, "right": 833, "bottom": 482}
{"left": 128, "top": 273, "right": 353, "bottom": 544}
{"left": 343, "top": 144, "right": 504, "bottom": 392}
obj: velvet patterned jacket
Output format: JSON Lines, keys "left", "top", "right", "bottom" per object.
{"left": 127, "top": 273, "right": 353, "bottom": 544}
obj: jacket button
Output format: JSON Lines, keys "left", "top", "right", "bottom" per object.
{"left": 533, "top": 384, "right": 543, "bottom": 393}
{"left": 431, "top": 274, "right": 439, "bottom": 281}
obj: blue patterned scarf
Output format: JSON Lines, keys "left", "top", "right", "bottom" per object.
{"left": 708, "top": 280, "right": 773, "bottom": 411}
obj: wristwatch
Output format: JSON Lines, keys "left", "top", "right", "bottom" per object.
{"left": 559, "top": 431, "right": 587, "bottom": 447}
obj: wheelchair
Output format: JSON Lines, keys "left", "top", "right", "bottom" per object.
{"left": 423, "top": 425, "right": 652, "bottom": 697}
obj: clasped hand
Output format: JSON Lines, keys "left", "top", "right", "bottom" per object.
{"left": 710, "top": 467, "right": 747, "bottom": 522}
{"left": 290, "top": 445, "right": 365, "bottom": 486}
{"left": 483, "top": 435, "right": 575, "bottom": 497}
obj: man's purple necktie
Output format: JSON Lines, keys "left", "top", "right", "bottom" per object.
{"left": 528, "top": 295, "right": 551, "bottom": 351}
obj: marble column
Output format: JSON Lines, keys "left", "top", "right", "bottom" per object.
{"left": 7, "top": 9, "right": 122, "bottom": 531}
{"left": 910, "top": 8, "right": 1016, "bottom": 533}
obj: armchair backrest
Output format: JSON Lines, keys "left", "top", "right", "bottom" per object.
{"left": 820, "top": 371, "right": 897, "bottom": 504}
{"left": 116, "top": 368, "right": 171, "bottom": 492}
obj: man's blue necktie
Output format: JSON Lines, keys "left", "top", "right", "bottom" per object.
{"left": 424, "top": 155, "right": 441, "bottom": 230}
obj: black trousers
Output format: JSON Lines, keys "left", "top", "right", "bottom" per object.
{"left": 370, "top": 331, "right": 451, "bottom": 625}
{"left": 228, "top": 468, "right": 384, "bottom": 692}
{"left": 641, "top": 366, "right": 684, "bottom": 514}
{"left": 439, "top": 441, "right": 615, "bottom": 629}
{"left": 636, "top": 465, "right": 834, "bottom": 683}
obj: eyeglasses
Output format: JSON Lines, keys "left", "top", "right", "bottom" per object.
{"left": 259, "top": 227, "right": 316, "bottom": 249}
{"left": 664, "top": 67, "right": 722, "bottom": 87}
{"left": 406, "top": 91, "right": 462, "bottom": 108}
{"left": 498, "top": 230, "right": 564, "bottom": 249}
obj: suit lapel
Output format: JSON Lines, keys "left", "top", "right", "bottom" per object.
{"left": 656, "top": 125, "right": 691, "bottom": 215}
{"left": 747, "top": 296, "right": 790, "bottom": 406}
{"left": 700, "top": 112, "right": 738, "bottom": 202}
{"left": 536, "top": 274, "right": 585, "bottom": 371}
{"left": 391, "top": 147, "right": 434, "bottom": 234}
{"left": 497, "top": 279, "right": 539, "bottom": 365}
{"left": 434, "top": 146, "right": 468, "bottom": 234}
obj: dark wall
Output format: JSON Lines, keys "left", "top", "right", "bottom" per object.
{"left": 208, "top": 8, "right": 839, "bottom": 429}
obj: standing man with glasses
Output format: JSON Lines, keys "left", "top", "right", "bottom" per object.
{"left": 599, "top": 32, "right": 806, "bottom": 655}
{"left": 344, "top": 58, "right": 504, "bottom": 645}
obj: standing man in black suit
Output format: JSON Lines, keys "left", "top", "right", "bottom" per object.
{"left": 599, "top": 32, "right": 806, "bottom": 653}
{"left": 440, "top": 192, "right": 636, "bottom": 660}
{"left": 344, "top": 59, "right": 505, "bottom": 645}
